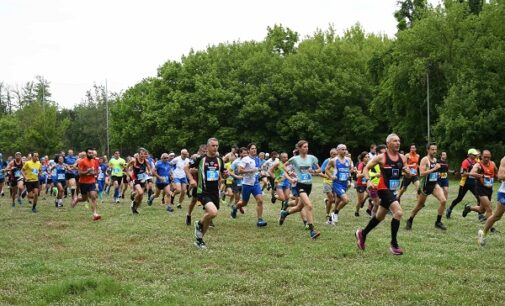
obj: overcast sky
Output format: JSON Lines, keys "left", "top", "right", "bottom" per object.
{"left": 0, "top": 0, "right": 439, "bottom": 108}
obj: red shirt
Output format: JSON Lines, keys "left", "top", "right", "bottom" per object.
{"left": 78, "top": 158, "right": 99, "bottom": 184}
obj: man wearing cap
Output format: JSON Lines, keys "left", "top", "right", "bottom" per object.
{"left": 446, "top": 148, "right": 481, "bottom": 218}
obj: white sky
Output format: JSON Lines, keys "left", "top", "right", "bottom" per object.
{"left": 0, "top": 0, "right": 436, "bottom": 108}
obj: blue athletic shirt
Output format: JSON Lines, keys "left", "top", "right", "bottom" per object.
{"left": 155, "top": 160, "right": 172, "bottom": 184}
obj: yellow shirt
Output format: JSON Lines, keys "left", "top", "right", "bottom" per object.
{"left": 225, "top": 162, "right": 233, "bottom": 184}
{"left": 22, "top": 160, "right": 42, "bottom": 182}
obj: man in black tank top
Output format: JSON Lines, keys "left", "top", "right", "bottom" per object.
{"left": 127, "top": 148, "right": 152, "bottom": 214}
{"left": 356, "top": 133, "right": 410, "bottom": 255}
{"left": 405, "top": 143, "right": 447, "bottom": 231}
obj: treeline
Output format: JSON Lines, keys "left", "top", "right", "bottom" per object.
{"left": 1, "top": 0, "right": 504, "bottom": 166}
{"left": 0, "top": 78, "right": 116, "bottom": 157}
{"left": 110, "top": 0, "right": 505, "bottom": 162}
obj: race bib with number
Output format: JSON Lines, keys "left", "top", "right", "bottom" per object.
{"left": 300, "top": 173, "right": 312, "bottom": 181}
{"left": 338, "top": 172, "right": 348, "bottom": 181}
{"left": 410, "top": 168, "right": 417, "bottom": 175}
{"left": 137, "top": 173, "right": 148, "bottom": 182}
{"left": 361, "top": 177, "right": 367, "bottom": 184}
{"left": 389, "top": 179, "right": 400, "bottom": 190}
{"left": 32, "top": 168, "right": 39, "bottom": 174}
{"left": 112, "top": 168, "right": 120, "bottom": 174}
{"left": 428, "top": 172, "right": 438, "bottom": 182}
{"left": 57, "top": 173, "right": 65, "bottom": 180}
{"left": 206, "top": 170, "right": 219, "bottom": 181}
{"left": 14, "top": 170, "right": 21, "bottom": 177}
{"left": 484, "top": 177, "right": 494, "bottom": 187}
{"left": 98, "top": 173, "right": 105, "bottom": 180}
{"left": 440, "top": 172, "right": 447, "bottom": 179}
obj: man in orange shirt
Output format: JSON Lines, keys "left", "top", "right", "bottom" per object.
{"left": 398, "top": 144, "right": 420, "bottom": 201}
{"left": 72, "top": 148, "right": 101, "bottom": 221}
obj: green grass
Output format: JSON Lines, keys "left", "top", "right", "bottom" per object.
{"left": 0, "top": 178, "right": 503, "bottom": 305}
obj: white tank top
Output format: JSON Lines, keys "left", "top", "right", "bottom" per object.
{"left": 499, "top": 181, "right": 505, "bottom": 193}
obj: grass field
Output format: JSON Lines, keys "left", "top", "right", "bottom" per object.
{"left": 0, "top": 178, "right": 504, "bottom": 305}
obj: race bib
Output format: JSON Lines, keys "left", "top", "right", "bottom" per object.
{"left": 300, "top": 173, "right": 312, "bottom": 181}
{"left": 361, "top": 177, "right": 368, "bottom": 184}
{"left": 236, "top": 181, "right": 243, "bottom": 187}
{"left": 57, "top": 173, "right": 65, "bottom": 180}
{"left": 112, "top": 168, "right": 120, "bottom": 174}
{"left": 484, "top": 177, "right": 494, "bottom": 187}
{"left": 440, "top": 172, "right": 447, "bottom": 179}
{"left": 98, "top": 173, "right": 105, "bottom": 180}
{"left": 14, "top": 170, "right": 21, "bottom": 177}
{"left": 428, "top": 172, "right": 438, "bottom": 182}
{"left": 389, "top": 179, "right": 400, "bottom": 190}
{"left": 206, "top": 170, "right": 219, "bottom": 181}
{"left": 338, "top": 172, "right": 348, "bottom": 181}
{"left": 32, "top": 168, "right": 39, "bottom": 175}
{"left": 137, "top": 173, "right": 148, "bottom": 182}
{"left": 410, "top": 168, "right": 417, "bottom": 175}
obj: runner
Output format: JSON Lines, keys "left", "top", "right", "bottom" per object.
{"left": 354, "top": 151, "right": 370, "bottom": 217}
{"left": 222, "top": 154, "right": 236, "bottom": 207}
{"left": 268, "top": 152, "right": 291, "bottom": 212}
{"left": 437, "top": 151, "right": 452, "bottom": 202}
{"left": 64, "top": 149, "right": 78, "bottom": 201}
{"left": 22, "top": 152, "right": 42, "bottom": 213}
{"left": 462, "top": 150, "right": 498, "bottom": 220}
{"left": 263, "top": 151, "right": 279, "bottom": 203}
{"left": 478, "top": 156, "right": 505, "bottom": 246}
{"left": 446, "top": 149, "right": 481, "bottom": 218}
{"left": 320, "top": 148, "right": 337, "bottom": 224}
{"left": 0, "top": 153, "right": 8, "bottom": 198}
{"left": 71, "top": 148, "right": 101, "bottom": 221}
{"left": 355, "top": 133, "right": 409, "bottom": 255}
{"left": 149, "top": 153, "right": 173, "bottom": 211}
{"left": 279, "top": 140, "right": 321, "bottom": 239}
{"left": 170, "top": 149, "right": 190, "bottom": 209}
{"left": 366, "top": 144, "right": 387, "bottom": 217}
{"left": 186, "top": 138, "right": 226, "bottom": 249}
{"left": 231, "top": 143, "right": 267, "bottom": 227}
{"left": 326, "top": 144, "right": 354, "bottom": 223}
{"left": 6, "top": 152, "right": 25, "bottom": 207}
{"left": 186, "top": 145, "right": 207, "bottom": 226}
{"left": 38, "top": 156, "right": 49, "bottom": 200}
{"left": 109, "top": 150, "right": 126, "bottom": 203}
{"left": 397, "top": 144, "right": 420, "bottom": 201}
{"left": 50, "top": 155, "right": 69, "bottom": 208}
{"left": 97, "top": 156, "right": 108, "bottom": 202}
{"left": 127, "top": 148, "right": 152, "bottom": 214}
{"left": 405, "top": 143, "right": 447, "bottom": 231}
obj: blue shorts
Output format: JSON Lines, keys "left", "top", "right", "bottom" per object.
{"left": 97, "top": 180, "right": 105, "bottom": 192}
{"left": 39, "top": 176, "right": 47, "bottom": 185}
{"left": 291, "top": 185, "right": 299, "bottom": 197}
{"left": 438, "top": 178, "right": 449, "bottom": 188}
{"left": 276, "top": 179, "right": 291, "bottom": 190}
{"left": 242, "top": 184, "right": 262, "bottom": 202}
{"left": 174, "top": 177, "right": 188, "bottom": 185}
{"left": 156, "top": 182, "right": 170, "bottom": 189}
{"left": 332, "top": 181, "right": 348, "bottom": 197}
{"left": 497, "top": 192, "right": 505, "bottom": 205}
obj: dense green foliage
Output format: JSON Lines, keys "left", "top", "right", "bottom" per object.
{"left": 1, "top": 0, "right": 504, "bottom": 163}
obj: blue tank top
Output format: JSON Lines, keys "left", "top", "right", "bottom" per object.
{"left": 335, "top": 158, "right": 351, "bottom": 183}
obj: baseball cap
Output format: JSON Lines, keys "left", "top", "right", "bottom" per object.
{"left": 467, "top": 148, "right": 479, "bottom": 155}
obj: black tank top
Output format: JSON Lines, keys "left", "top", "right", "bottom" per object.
{"left": 134, "top": 158, "right": 147, "bottom": 180}
{"left": 379, "top": 152, "right": 404, "bottom": 191}
{"left": 13, "top": 160, "right": 23, "bottom": 178}
{"left": 426, "top": 158, "right": 439, "bottom": 185}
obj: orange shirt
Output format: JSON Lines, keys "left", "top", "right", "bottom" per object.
{"left": 78, "top": 158, "right": 99, "bottom": 184}
{"left": 407, "top": 153, "right": 420, "bottom": 171}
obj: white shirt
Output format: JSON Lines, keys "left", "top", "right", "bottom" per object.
{"left": 171, "top": 156, "right": 189, "bottom": 179}
{"left": 239, "top": 156, "right": 258, "bottom": 186}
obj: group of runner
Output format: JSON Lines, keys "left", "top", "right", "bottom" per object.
{"left": 1, "top": 134, "right": 504, "bottom": 252}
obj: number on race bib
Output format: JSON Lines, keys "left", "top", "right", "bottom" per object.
{"left": 484, "top": 177, "right": 494, "bottom": 187}
{"left": 428, "top": 172, "right": 438, "bottom": 182}
{"left": 389, "top": 179, "right": 400, "bottom": 190}
{"left": 300, "top": 173, "right": 312, "bottom": 181}
{"left": 137, "top": 173, "right": 148, "bottom": 182}
{"left": 338, "top": 172, "right": 348, "bottom": 181}
{"left": 440, "top": 172, "right": 447, "bottom": 179}
{"left": 57, "top": 174, "right": 65, "bottom": 180}
{"left": 410, "top": 168, "right": 417, "bottom": 175}
{"left": 206, "top": 170, "right": 219, "bottom": 181}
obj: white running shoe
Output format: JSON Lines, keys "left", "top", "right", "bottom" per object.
{"left": 331, "top": 212, "right": 339, "bottom": 223}
{"left": 478, "top": 229, "right": 486, "bottom": 247}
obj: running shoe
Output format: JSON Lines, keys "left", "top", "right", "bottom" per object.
{"left": 147, "top": 196, "right": 153, "bottom": 206}
{"left": 477, "top": 229, "right": 485, "bottom": 246}
{"left": 194, "top": 239, "right": 207, "bottom": 250}
{"left": 405, "top": 219, "right": 413, "bottom": 230}
{"left": 331, "top": 212, "right": 338, "bottom": 224}
{"left": 271, "top": 194, "right": 276, "bottom": 204}
{"left": 478, "top": 214, "right": 486, "bottom": 222}
{"left": 256, "top": 218, "right": 267, "bottom": 227}
{"left": 462, "top": 205, "right": 471, "bottom": 218}
{"left": 390, "top": 244, "right": 404, "bottom": 255}
{"left": 326, "top": 215, "right": 333, "bottom": 225}
{"left": 310, "top": 230, "right": 320, "bottom": 239}
{"left": 166, "top": 205, "right": 174, "bottom": 212}
{"left": 31, "top": 207, "right": 38, "bottom": 213}
{"left": 194, "top": 221, "right": 203, "bottom": 239}
{"left": 279, "top": 210, "right": 288, "bottom": 225}
{"left": 435, "top": 221, "right": 447, "bottom": 231}
{"left": 354, "top": 212, "right": 360, "bottom": 217}
{"left": 177, "top": 204, "right": 182, "bottom": 209}
{"left": 131, "top": 201, "right": 139, "bottom": 214}
{"left": 230, "top": 205, "right": 238, "bottom": 219}
{"left": 93, "top": 214, "right": 102, "bottom": 221}
{"left": 355, "top": 228, "right": 365, "bottom": 250}
{"left": 185, "top": 215, "right": 191, "bottom": 226}
{"left": 17, "top": 197, "right": 22, "bottom": 205}
{"left": 445, "top": 207, "right": 452, "bottom": 219}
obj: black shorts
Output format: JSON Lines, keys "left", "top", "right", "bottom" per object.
{"left": 197, "top": 192, "right": 220, "bottom": 210}
{"left": 10, "top": 177, "right": 23, "bottom": 187}
{"left": 475, "top": 184, "right": 492, "bottom": 200}
{"left": 401, "top": 176, "right": 419, "bottom": 188}
{"left": 122, "top": 175, "right": 129, "bottom": 184}
{"left": 191, "top": 186, "right": 198, "bottom": 197}
{"left": 134, "top": 180, "right": 146, "bottom": 189}
{"left": 232, "top": 182, "right": 242, "bottom": 193}
{"left": 25, "top": 181, "right": 40, "bottom": 192}
{"left": 0, "top": 178, "right": 4, "bottom": 184}
{"left": 294, "top": 183, "right": 312, "bottom": 196}
{"left": 111, "top": 176, "right": 123, "bottom": 185}
{"left": 65, "top": 172, "right": 76, "bottom": 180}
{"left": 80, "top": 183, "right": 97, "bottom": 194}
{"left": 378, "top": 189, "right": 398, "bottom": 209}
{"left": 418, "top": 182, "right": 436, "bottom": 196}
{"left": 356, "top": 186, "right": 367, "bottom": 193}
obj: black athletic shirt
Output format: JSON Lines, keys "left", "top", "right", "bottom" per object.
{"left": 190, "top": 155, "right": 225, "bottom": 195}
